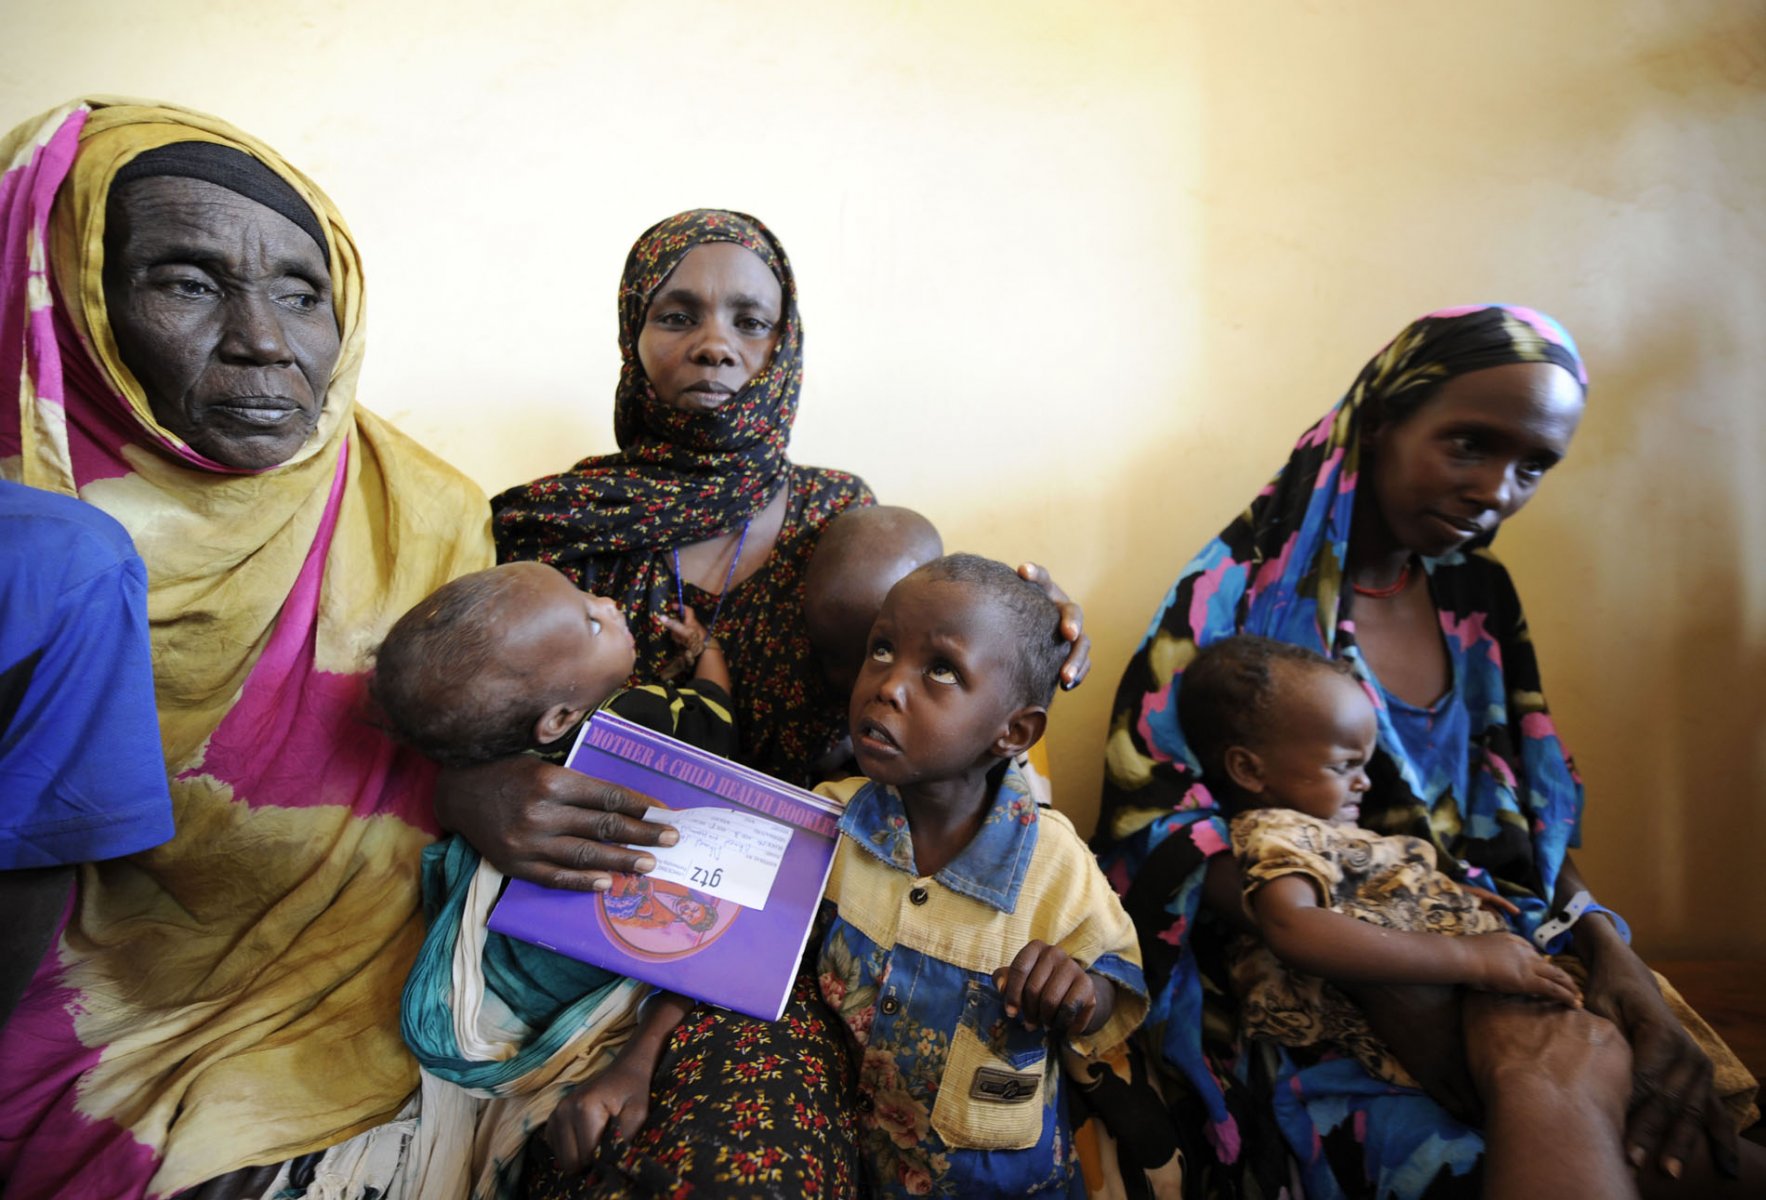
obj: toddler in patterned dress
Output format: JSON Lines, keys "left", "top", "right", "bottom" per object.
{"left": 1180, "top": 634, "right": 1582, "bottom": 1087}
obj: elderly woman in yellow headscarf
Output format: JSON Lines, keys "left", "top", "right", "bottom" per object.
{"left": 0, "top": 97, "right": 491, "bottom": 1198}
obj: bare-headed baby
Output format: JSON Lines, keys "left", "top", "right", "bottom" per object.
{"left": 372, "top": 560, "right": 731, "bottom": 768}
{"left": 1180, "top": 634, "right": 1581, "bottom": 1092}
{"left": 802, "top": 505, "right": 944, "bottom": 776}
{"left": 374, "top": 561, "right": 733, "bottom": 1174}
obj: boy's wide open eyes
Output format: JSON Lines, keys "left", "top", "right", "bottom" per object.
{"left": 869, "top": 640, "right": 894, "bottom": 664}
{"left": 925, "top": 661, "right": 960, "bottom": 686}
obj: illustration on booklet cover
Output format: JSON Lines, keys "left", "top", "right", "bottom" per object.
{"left": 600, "top": 874, "right": 737, "bottom": 959}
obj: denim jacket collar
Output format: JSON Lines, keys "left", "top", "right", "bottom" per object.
{"left": 837, "top": 760, "right": 1040, "bottom": 912}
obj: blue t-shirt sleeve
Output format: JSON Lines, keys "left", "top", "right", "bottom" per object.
{"left": 0, "top": 523, "right": 174, "bottom": 869}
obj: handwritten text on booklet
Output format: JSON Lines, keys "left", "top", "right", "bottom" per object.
{"left": 638, "top": 806, "right": 791, "bottom": 910}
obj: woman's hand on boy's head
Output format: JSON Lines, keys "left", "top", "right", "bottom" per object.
{"left": 433, "top": 757, "right": 678, "bottom": 892}
{"left": 1016, "top": 563, "right": 1090, "bottom": 690}
{"left": 994, "top": 941, "right": 1099, "bottom": 1034}
{"left": 1460, "top": 932, "right": 1582, "bottom": 1008}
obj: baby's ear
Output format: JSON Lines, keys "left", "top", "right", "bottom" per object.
{"left": 992, "top": 705, "right": 1047, "bottom": 759}
{"left": 533, "top": 702, "right": 591, "bottom": 749}
{"left": 1223, "top": 745, "right": 1266, "bottom": 794}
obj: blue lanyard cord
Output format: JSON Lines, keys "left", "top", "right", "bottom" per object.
{"left": 671, "top": 518, "right": 753, "bottom": 641}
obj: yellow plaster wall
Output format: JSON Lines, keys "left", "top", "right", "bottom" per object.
{"left": 5, "top": 0, "right": 1761, "bottom": 956}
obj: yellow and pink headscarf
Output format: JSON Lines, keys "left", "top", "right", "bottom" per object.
{"left": 0, "top": 97, "right": 490, "bottom": 1197}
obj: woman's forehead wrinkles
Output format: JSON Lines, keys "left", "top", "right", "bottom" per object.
{"left": 115, "top": 185, "right": 327, "bottom": 273}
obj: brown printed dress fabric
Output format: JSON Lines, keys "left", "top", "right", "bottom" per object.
{"left": 1227, "top": 807, "right": 1507, "bottom": 1088}
{"left": 521, "top": 974, "right": 863, "bottom": 1200}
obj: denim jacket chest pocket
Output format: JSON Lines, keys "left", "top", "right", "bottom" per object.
{"left": 929, "top": 977, "right": 1050, "bottom": 1150}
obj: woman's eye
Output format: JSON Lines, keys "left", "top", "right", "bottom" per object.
{"left": 926, "top": 664, "right": 960, "bottom": 685}
{"left": 736, "top": 316, "right": 774, "bottom": 334}
{"left": 652, "top": 310, "right": 691, "bottom": 328}
{"left": 278, "top": 290, "right": 320, "bottom": 312}
{"left": 588, "top": 617, "right": 602, "bottom": 637}
{"left": 163, "top": 277, "right": 216, "bottom": 298}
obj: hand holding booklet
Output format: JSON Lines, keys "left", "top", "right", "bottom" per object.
{"left": 487, "top": 711, "right": 843, "bottom": 1021}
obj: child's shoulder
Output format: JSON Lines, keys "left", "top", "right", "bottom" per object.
{"left": 1033, "top": 803, "right": 1084, "bottom": 844}
{"left": 812, "top": 775, "right": 869, "bottom": 810}
{"left": 611, "top": 678, "right": 733, "bottom": 712}
{"left": 603, "top": 681, "right": 738, "bottom": 757}
{"left": 1024, "top": 803, "right": 1105, "bottom": 876}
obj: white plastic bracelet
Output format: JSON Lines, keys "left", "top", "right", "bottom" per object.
{"left": 1531, "top": 889, "right": 1593, "bottom": 950}
{"left": 1532, "top": 890, "right": 1631, "bottom": 953}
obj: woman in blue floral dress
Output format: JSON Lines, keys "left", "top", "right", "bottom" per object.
{"left": 1094, "top": 305, "right": 1758, "bottom": 1198}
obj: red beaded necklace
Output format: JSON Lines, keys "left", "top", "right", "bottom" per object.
{"left": 1351, "top": 558, "right": 1415, "bottom": 599}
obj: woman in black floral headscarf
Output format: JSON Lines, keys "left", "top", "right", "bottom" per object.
{"left": 457, "top": 211, "right": 870, "bottom": 1197}
{"left": 442, "top": 210, "right": 1095, "bottom": 1197}
{"left": 493, "top": 209, "right": 872, "bottom": 784}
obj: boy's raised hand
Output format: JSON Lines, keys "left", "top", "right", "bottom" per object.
{"left": 659, "top": 604, "right": 709, "bottom": 658}
{"left": 993, "top": 940, "right": 1104, "bottom": 1035}
{"left": 1459, "top": 932, "right": 1583, "bottom": 1007}
{"left": 657, "top": 605, "right": 711, "bottom": 682}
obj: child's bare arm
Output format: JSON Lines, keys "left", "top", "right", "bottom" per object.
{"left": 1252, "top": 876, "right": 1581, "bottom": 1006}
{"left": 546, "top": 990, "right": 693, "bottom": 1174}
{"left": 993, "top": 941, "right": 1118, "bottom": 1036}
{"left": 693, "top": 639, "right": 731, "bottom": 694}
{"left": 659, "top": 605, "right": 732, "bottom": 694}
{"left": 1460, "top": 883, "right": 1520, "bottom": 916}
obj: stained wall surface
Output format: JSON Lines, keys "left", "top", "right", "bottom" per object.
{"left": 4, "top": 0, "right": 1761, "bottom": 955}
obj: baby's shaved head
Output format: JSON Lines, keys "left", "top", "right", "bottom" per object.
{"left": 371, "top": 566, "right": 531, "bottom": 768}
{"left": 805, "top": 505, "right": 943, "bottom": 699}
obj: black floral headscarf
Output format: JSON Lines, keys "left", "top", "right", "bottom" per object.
{"left": 492, "top": 209, "right": 801, "bottom": 582}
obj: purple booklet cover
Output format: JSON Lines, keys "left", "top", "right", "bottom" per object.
{"left": 487, "top": 710, "right": 841, "bottom": 1022}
